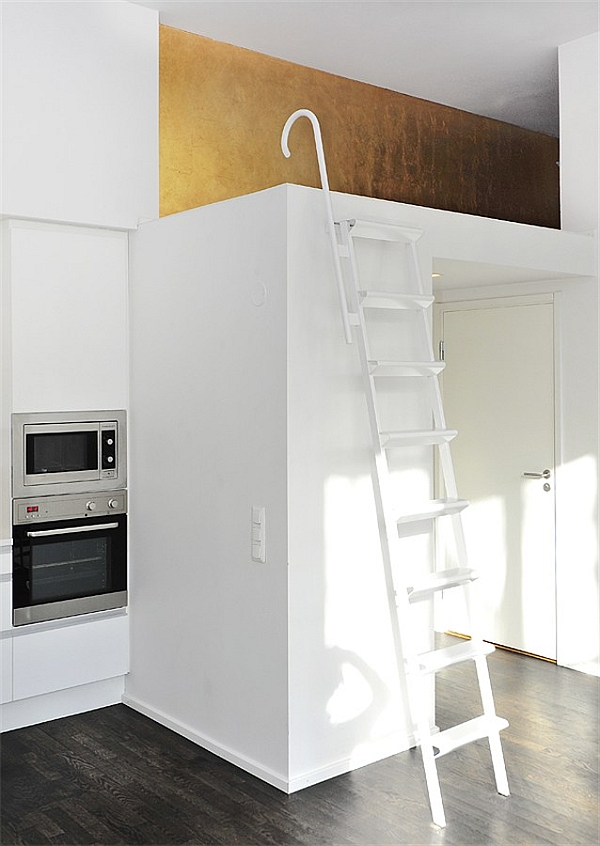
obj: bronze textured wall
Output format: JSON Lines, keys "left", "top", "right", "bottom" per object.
{"left": 160, "top": 26, "right": 559, "bottom": 228}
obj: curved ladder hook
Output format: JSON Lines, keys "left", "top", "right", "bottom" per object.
{"left": 281, "top": 109, "right": 353, "bottom": 344}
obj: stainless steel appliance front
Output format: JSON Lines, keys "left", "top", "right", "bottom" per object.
{"left": 12, "top": 491, "right": 128, "bottom": 626}
{"left": 12, "top": 410, "right": 127, "bottom": 498}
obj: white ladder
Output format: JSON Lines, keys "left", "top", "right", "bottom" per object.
{"left": 336, "top": 216, "right": 510, "bottom": 828}
{"left": 282, "top": 110, "right": 510, "bottom": 829}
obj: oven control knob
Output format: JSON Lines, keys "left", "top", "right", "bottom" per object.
{"left": 107, "top": 498, "right": 119, "bottom": 509}
{"left": 86, "top": 500, "right": 97, "bottom": 512}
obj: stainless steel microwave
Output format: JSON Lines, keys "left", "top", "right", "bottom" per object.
{"left": 12, "top": 410, "right": 127, "bottom": 498}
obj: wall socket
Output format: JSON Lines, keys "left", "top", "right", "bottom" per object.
{"left": 251, "top": 506, "right": 266, "bottom": 562}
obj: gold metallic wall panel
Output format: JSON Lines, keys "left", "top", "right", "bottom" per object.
{"left": 160, "top": 26, "right": 559, "bottom": 228}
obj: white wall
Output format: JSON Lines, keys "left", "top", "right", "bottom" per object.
{"left": 0, "top": 0, "right": 158, "bottom": 229}
{"left": 557, "top": 30, "right": 599, "bottom": 673}
{"left": 559, "top": 32, "right": 600, "bottom": 233}
{"left": 126, "top": 188, "right": 290, "bottom": 786}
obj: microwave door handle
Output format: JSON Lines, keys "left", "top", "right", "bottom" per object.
{"left": 26, "top": 523, "right": 119, "bottom": 538}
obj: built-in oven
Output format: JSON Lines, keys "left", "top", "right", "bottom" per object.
{"left": 12, "top": 491, "right": 127, "bottom": 626}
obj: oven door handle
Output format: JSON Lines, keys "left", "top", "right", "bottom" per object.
{"left": 26, "top": 522, "right": 120, "bottom": 538}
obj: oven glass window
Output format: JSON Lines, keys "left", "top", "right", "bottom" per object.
{"left": 13, "top": 515, "right": 127, "bottom": 620}
{"left": 26, "top": 431, "right": 98, "bottom": 475}
{"left": 29, "top": 537, "right": 109, "bottom": 603}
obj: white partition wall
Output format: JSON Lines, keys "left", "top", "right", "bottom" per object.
{"left": 127, "top": 184, "right": 427, "bottom": 789}
{"left": 127, "top": 187, "right": 291, "bottom": 786}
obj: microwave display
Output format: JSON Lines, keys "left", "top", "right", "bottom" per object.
{"left": 26, "top": 430, "right": 99, "bottom": 475}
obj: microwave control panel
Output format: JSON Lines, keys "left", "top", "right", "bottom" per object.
{"left": 101, "top": 423, "right": 117, "bottom": 476}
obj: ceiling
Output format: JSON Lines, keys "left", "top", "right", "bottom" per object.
{"left": 131, "top": 0, "right": 598, "bottom": 137}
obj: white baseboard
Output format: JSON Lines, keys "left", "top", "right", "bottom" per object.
{"left": 0, "top": 676, "right": 125, "bottom": 732}
{"left": 566, "top": 659, "right": 600, "bottom": 677}
{"left": 123, "top": 693, "right": 416, "bottom": 794}
{"left": 286, "top": 730, "right": 416, "bottom": 793}
{"left": 122, "top": 693, "right": 290, "bottom": 792}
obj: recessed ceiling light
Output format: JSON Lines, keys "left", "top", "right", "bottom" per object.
{"left": 432, "top": 272, "right": 443, "bottom": 279}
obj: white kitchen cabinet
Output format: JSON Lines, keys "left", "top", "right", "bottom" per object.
{"left": 0, "top": 1, "right": 158, "bottom": 229}
{"left": 0, "top": 544, "right": 11, "bottom": 579}
{"left": 7, "top": 220, "right": 129, "bottom": 415}
{"left": 0, "top": 637, "right": 12, "bottom": 705}
{"left": 0, "top": 577, "right": 11, "bottom": 635}
{"left": 12, "top": 613, "right": 128, "bottom": 702}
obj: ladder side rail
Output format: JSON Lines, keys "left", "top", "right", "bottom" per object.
{"left": 468, "top": 577, "right": 510, "bottom": 794}
{"left": 406, "top": 239, "right": 471, "bottom": 568}
{"left": 406, "top": 240, "right": 460, "bottom": 497}
{"left": 281, "top": 109, "right": 354, "bottom": 344}
{"left": 342, "top": 220, "right": 422, "bottom": 722}
{"left": 409, "top": 239, "right": 509, "bottom": 800}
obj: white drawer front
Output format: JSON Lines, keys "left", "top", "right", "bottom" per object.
{"left": 13, "top": 613, "right": 128, "bottom": 701}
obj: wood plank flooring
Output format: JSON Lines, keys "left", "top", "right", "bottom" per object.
{"left": 1, "top": 639, "right": 598, "bottom": 845}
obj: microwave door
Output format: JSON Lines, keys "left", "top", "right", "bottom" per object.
{"left": 23, "top": 423, "right": 101, "bottom": 487}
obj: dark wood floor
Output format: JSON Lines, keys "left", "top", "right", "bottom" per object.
{"left": 1, "top": 638, "right": 598, "bottom": 845}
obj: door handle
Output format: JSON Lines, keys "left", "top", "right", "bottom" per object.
{"left": 522, "top": 469, "right": 551, "bottom": 479}
{"left": 26, "top": 522, "right": 119, "bottom": 538}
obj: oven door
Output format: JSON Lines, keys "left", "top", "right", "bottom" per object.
{"left": 12, "top": 514, "right": 127, "bottom": 625}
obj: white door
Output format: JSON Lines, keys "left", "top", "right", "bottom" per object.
{"left": 436, "top": 296, "right": 556, "bottom": 660}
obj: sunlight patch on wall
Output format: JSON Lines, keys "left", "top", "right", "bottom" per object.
{"left": 520, "top": 476, "right": 556, "bottom": 656}
{"left": 437, "top": 496, "right": 506, "bottom": 636}
{"left": 556, "top": 454, "right": 599, "bottom": 673}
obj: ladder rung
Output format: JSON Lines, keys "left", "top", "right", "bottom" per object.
{"left": 407, "top": 567, "right": 479, "bottom": 602}
{"left": 369, "top": 360, "right": 445, "bottom": 377}
{"left": 415, "top": 640, "right": 495, "bottom": 675}
{"left": 341, "top": 218, "right": 423, "bottom": 243}
{"left": 359, "top": 291, "right": 434, "bottom": 310}
{"left": 429, "top": 716, "right": 509, "bottom": 759}
{"left": 396, "top": 498, "right": 469, "bottom": 524}
{"left": 380, "top": 429, "right": 457, "bottom": 447}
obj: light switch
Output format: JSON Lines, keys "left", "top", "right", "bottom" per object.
{"left": 251, "top": 506, "right": 266, "bottom": 562}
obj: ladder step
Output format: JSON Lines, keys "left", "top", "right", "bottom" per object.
{"left": 415, "top": 640, "right": 495, "bottom": 675}
{"left": 407, "top": 567, "right": 479, "bottom": 602}
{"left": 396, "top": 498, "right": 469, "bottom": 524}
{"left": 369, "top": 360, "right": 446, "bottom": 377}
{"left": 359, "top": 290, "right": 434, "bottom": 310}
{"left": 341, "top": 218, "right": 423, "bottom": 243}
{"left": 430, "top": 716, "right": 509, "bottom": 759}
{"left": 380, "top": 429, "right": 458, "bottom": 447}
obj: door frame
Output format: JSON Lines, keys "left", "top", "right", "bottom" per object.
{"left": 433, "top": 291, "right": 563, "bottom": 657}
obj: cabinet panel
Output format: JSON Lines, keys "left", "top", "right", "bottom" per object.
{"left": 0, "top": 638, "right": 12, "bottom": 704}
{"left": 0, "top": 575, "right": 11, "bottom": 633}
{"left": 13, "top": 614, "right": 128, "bottom": 701}
{"left": 1, "top": 1, "right": 158, "bottom": 229}
{"left": 0, "top": 545, "right": 11, "bottom": 578}
{"left": 10, "top": 222, "right": 128, "bottom": 413}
